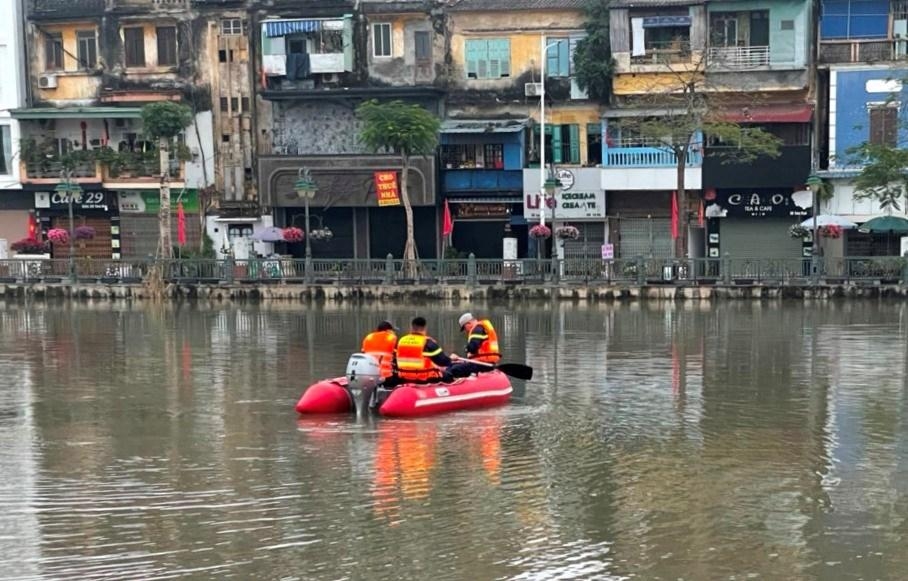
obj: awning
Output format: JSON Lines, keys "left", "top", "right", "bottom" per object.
{"left": 263, "top": 20, "right": 322, "bottom": 37}
{"left": 440, "top": 119, "right": 528, "bottom": 134}
{"left": 718, "top": 104, "right": 814, "bottom": 123}
{"left": 11, "top": 107, "right": 143, "bottom": 120}
{"left": 446, "top": 197, "right": 523, "bottom": 204}
{"left": 643, "top": 16, "right": 691, "bottom": 27}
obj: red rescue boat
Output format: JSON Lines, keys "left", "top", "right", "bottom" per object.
{"left": 295, "top": 371, "right": 513, "bottom": 417}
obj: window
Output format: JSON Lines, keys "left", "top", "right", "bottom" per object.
{"left": 710, "top": 13, "right": 738, "bottom": 47}
{"left": 546, "top": 38, "right": 570, "bottom": 77}
{"left": 124, "top": 27, "right": 146, "bottom": 67}
{"left": 821, "top": 0, "right": 889, "bottom": 40}
{"left": 587, "top": 124, "right": 602, "bottom": 166}
{"left": 45, "top": 32, "right": 64, "bottom": 71}
{"left": 0, "top": 126, "right": 11, "bottom": 175}
{"left": 221, "top": 18, "right": 243, "bottom": 36}
{"left": 220, "top": 97, "right": 228, "bottom": 112}
{"left": 465, "top": 38, "right": 510, "bottom": 79}
{"left": 241, "top": 97, "right": 249, "bottom": 112}
{"left": 710, "top": 11, "right": 769, "bottom": 47}
{"left": 533, "top": 125, "right": 581, "bottom": 164}
{"left": 157, "top": 26, "right": 178, "bottom": 66}
{"left": 77, "top": 30, "right": 97, "bottom": 69}
{"left": 440, "top": 144, "right": 505, "bottom": 169}
{"left": 231, "top": 97, "right": 238, "bottom": 111}
{"left": 415, "top": 30, "right": 431, "bottom": 62}
{"left": 869, "top": 104, "right": 898, "bottom": 147}
{"left": 373, "top": 23, "right": 392, "bottom": 57}
{"left": 219, "top": 49, "right": 235, "bottom": 63}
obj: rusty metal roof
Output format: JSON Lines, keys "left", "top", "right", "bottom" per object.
{"left": 446, "top": 0, "right": 587, "bottom": 11}
{"left": 609, "top": 0, "right": 704, "bottom": 8}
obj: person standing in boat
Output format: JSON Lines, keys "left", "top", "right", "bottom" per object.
{"left": 392, "top": 316, "right": 454, "bottom": 385}
{"left": 448, "top": 313, "right": 501, "bottom": 378}
{"left": 361, "top": 321, "right": 398, "bottom": 380}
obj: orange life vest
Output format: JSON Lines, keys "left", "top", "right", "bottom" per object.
{"left": 465, "top": 319, "right": 501, "bottom": 363}
{"left": 362, "top": 330, "right": 397, "bottom": 378}
{"left": 395, "top": 333, "right": 443, "bottom": 382}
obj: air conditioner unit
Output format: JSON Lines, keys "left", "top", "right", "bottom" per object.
{"left": 525, "top": 82, "right": 543, "bottom": 97}
{"left": 38, "top": 74, "right": 58, "bottom": 89}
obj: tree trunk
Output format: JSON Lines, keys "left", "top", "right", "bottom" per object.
{"left": 400, "top": 155, "right": 417, "bottom": 277}
{"left": 157, "top": 137, "right": 173, "bottom": 259}
{"left": 675, "top": 147, "right": 688, "bottom": 259}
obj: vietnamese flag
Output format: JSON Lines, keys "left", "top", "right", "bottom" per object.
{"left": 27, "top": 212, "right": 39, "bottom": 240}
{"left": 442, "top": 199, "right": 453, "bottom": 239}
{"left": 670, "top": 191, "right": 679, "bottom": 239}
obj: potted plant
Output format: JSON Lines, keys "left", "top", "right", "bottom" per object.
{"left": 821, "top": 225, "right": 842, "bottom": 239}
{"left": 11, "top": 237, "right": 50, "bottom": 256}
{"left": 555, "top": 225, "right": 580, "bottom": 240}
{"left": 789, "top": 224, "right": 809, "bottom": 239}
{"left": 283, "top": 227, "right": 305, "bottom": 243}
{"left": 74, "top": 225, "right": 96, "bottom": 250}
{"left": 47, "top": 228, "right": 70, "bottom": 245}
{"left": 309, "top": 227, "right": 334, "bottom": 242}
{"left": 529, "top": 224, "right": 552, "bottom": 239}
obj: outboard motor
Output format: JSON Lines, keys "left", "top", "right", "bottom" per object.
{"left": 345, "top": 353, "right": 382, "bottom": 416}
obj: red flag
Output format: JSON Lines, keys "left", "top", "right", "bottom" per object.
{"left": 177, "top": 201, "right": 186, "bottom": 246}
{"left": 27, "top": 212, "right": 39, "bottom": 240}
{"left": 670, "top": 191, "right": 679, "bottom": 239}
{"left": 442, "top": 199, "right": 453, "bottom": 238}
{"left": 698, "top": 199, "right": 705, "bottom": 227}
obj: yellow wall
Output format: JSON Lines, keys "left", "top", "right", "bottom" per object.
{"left": 612, "top": 72, "right": 705, "bottom": 96}
{"left": 34, "top": 23, "right": 103, "bottom": 101}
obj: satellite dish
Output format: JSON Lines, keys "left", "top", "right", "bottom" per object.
{"left": 791, "top": 190, "right": 813, "bottom": 209}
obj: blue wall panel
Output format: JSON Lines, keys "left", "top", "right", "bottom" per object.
{"left": 821, "top": 0, "right": 889, "bottom": 39}
{"left": 834, "top": 68, "right": 908, "bottom": 163}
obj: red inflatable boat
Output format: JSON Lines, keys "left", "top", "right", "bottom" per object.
{"left": 295, "top": 370, "right": 513, "bottom": 417}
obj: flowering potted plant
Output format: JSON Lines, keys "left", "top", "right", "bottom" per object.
{"left": 555, "top": 225, "right": 580, "bottom": 240}
{"left": 283, "top": 227, "right": 305, "bottom": 243}
{"left": 309, "top": 227, "right": 334, "bottom": 241}
{"left": 11, "top": 237, "right": 49, "bottom": 254}
{"left": 529, "top": 224, "right": 552, "bottom": 239}
{"left": 74, "top": 226, "right": 96, "bottom": 240}
{"left": 789, "top": 224, "right": 809, "bottom": 239}
{"left": 47, "top": 228, "right": 70, "bottom": 245}
{"left": 821, "top": 225, "right": 842, "bottom": 239}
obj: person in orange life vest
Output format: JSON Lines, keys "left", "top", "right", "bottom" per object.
{"left": 448, "top": 312, "right": 501, "bottom": 378}
{"left": 391, "top": 316, "right": 454, "bottom": 385}
{"left": 361, "top": 321, "right": 398, "bottom": 379}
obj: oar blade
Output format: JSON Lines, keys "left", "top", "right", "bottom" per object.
{"left": 496, "top": 363, "right": 533, "bottom": 381}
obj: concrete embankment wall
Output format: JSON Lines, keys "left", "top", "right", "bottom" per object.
{"left": 3, "top": 283, "right": 908, "bottom": 302}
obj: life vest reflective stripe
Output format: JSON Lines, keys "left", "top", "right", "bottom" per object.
{"left": 362, "top": 330, "right": 397, "bottom": 378}
{"left": 466, "top": 319, "right": 501, "bottom": 363}
{"left": 395, "top": 333, "right": 442, "bottom": 382}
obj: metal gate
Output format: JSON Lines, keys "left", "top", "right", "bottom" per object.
{"left": 720, "top": 219, "right": 802, "bottom": 259}
{"left": 617, "top": 217, "right": 672, "bottom": 258}
{"left": 563, "top": 223, "right": 606, "bottom": 277}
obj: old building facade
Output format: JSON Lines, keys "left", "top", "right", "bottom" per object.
{"left": 0, "top": 0, "right": 30, "bottom": 253}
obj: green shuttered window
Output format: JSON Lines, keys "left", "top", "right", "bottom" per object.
{"left": 465, "top": 38, "right": 510, "bottom": 79}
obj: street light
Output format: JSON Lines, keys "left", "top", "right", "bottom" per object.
{"left": 806, "top": 174, "right": 822, "bottom": 281}
{"left": 538, "top": 38, "right": 563, "bottom": 230}
{"left": 55, "top": 170, "right": 81, "bottom": 283}
{"left": 294, "top": 168, "right": 318, "bottom": 283}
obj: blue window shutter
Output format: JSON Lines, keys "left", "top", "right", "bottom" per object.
{"left": 552, "top": 125, "right": 563, "bottom": 164}
{"left": 546, "top": 39, "right": 560, "bottom": 75}
{"left": 558, "top": 40, "right": 570, "bottom": 77}
{"left": 466, "top": 39, "right": 487, "bottom": 78}
{"left": 569, "top": 124, "right": 580, "bottom": 164}
{"left": 486, "top": 38, "right": 510, "bottom": 78}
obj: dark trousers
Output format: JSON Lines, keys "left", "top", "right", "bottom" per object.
{"left": 447, "top": 361, "right": 493, "bottom": 378}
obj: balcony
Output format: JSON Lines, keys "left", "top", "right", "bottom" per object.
{"left": 21, "top": 152, "right": 182, "bottom": 185}
{"left": 819, "top": 39, "right": 908, "bottom": 65}
{"left": 707, "top": 45, "right": 770, "bottom": 69}
{"left": 630, "top": 40, "right": 693, "bottom": 65}
{"left": 603, "top": 140, "right": 702, "bottom": 168}
{"left": 21, "top": 160, "right": 100, "bottom": 184}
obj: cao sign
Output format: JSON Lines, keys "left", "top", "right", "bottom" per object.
{"left": 720, "top": 191, "right": 808, "bottom": 218}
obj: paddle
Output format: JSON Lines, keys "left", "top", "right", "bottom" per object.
{"left": 458, "top": 358, "right": 534, "bottom": 381}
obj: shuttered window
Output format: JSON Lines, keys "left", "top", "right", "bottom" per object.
{"left": 124, "top": 27, "right": 146, "bottom": 67}
{"left": 546, "top": 38, "right": 570, "bottom": 77}
{"left": 156, "top": 26, "right": 178, "bottom": 66}
{"left": 534, "top": 125, "right": 582, "bottom": 164}
{"left": 465, "top": 38, "right": 510, "bottom": 79}
{"left": 414, "top": 31, "right": 431, "bottom": 62}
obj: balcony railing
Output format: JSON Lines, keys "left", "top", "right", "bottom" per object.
{"left": 630, "top": 40, "right": 693, "bottom": 65}
{"left": 22, "top": 160, "right": 99, "bottom": 182}
{"left": 22, "top": 158, "right": 182, "bottom": 183}
{"left": 707, "top": 45, "right": 770, "bottom": 69}
{"left": 819, "top": 39, "right": 908, "bottom": 64}
{"left": 604, "top": 146, "right": 703, "bottom": 168}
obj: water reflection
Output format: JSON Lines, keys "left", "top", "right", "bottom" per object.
{"left": 0, "top": 302, "right": 906, "bottom": 579}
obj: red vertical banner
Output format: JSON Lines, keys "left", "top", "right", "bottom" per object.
{"left": 27, "top": 212, "right": 39, "bottom": 240}
{"left": 442, "top": 199, "right": 453, "bottom": 238}
{"left": 671, "top": 191, "right": 679, "bottom": 239}
{"left": 698, "top": 199, "right": 705, "bottom": 227}
{"left": 374, "top": 171, "right": 401, "bottom": 207}
{"left": 177, "top": 201, "right": 186, "bottom": 246}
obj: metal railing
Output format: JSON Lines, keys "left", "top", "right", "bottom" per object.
{"left": 1, "top": 256, "right": 908, "bottom": 287}
{"left": 707, "top": 45, "right": 770, "bottom": 68}
{"left": 630, "top": 40, "right": 693, "bottom": 65}
{"left": 819, "top": 39, "right": 908, "bottom": 64}
{"left": 603, "top": 145, "right": 703, "bottom": 168}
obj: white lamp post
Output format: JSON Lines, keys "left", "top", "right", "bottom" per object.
{"left": 294, "top": 168, "right": 318, "bottom": 283}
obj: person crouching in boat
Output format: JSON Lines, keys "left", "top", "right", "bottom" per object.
{"left": 390, "top": 316, "right": 454, "bottom": 386}
{"left": 361, "top": 320, "right": 398, "bottom": 380}
{"left": 448, "top": 312, "right": 500, "bottom": 378}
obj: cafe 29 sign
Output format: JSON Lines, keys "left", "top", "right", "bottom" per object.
{"left": 720, "top": 191, "right": 808, "bottom": 218}
{"left": 35, "top": 190, "right": 111, "bottom": 212}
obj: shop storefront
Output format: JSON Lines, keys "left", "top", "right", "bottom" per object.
{"left": 34, "top": 189, "right": 117, "bottom": 260}
{"left": 523, "top": 168, "right": 607, "bottom": 261}
{"left": 118, "top": 190, "right": 202, "bottom": 258}
{"left": 705, "top": 189, "right": 809, "bottom": 259}
{"left": 0, "top": 190, "right": 35, "bottom": 257}
{"left": 606, "top": 191, "right": 674, "bottom": 259}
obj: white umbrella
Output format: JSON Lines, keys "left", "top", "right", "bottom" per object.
{"left": 799, "top": 215, "right": 858, "bottom": 229}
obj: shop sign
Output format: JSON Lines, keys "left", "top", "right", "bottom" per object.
{"left": 601, "top": 243, "right": 614, "bottom": 260}
{"left": 117, "top": 190, "right": 200, "bottom": 214}
{"left": 455, "top": 203, "right": 510, "bottom": 219}
{"left": 374, "top": 171, "right": 401, "bottom": 207}
{"left": 523, "top": 169, "right": 606, "bottom": 221}
{"left": 718, "top": 191, "right": 809, "bottom": 218}
{"left": 35, "top": 190, "right": 110, "bottom": 212}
